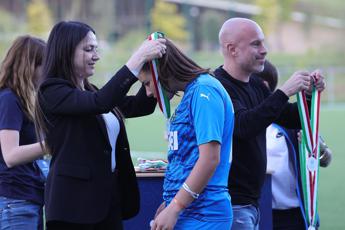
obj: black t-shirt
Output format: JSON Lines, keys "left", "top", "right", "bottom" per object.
{"left": 214, "top": 66, "right": 300, "bottom": 207}
{"left": 0, "top": 88, "right": 45, "bottom": 205}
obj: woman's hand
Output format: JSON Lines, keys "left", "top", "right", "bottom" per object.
{"left": 138, "top": 38, "right": 166, "bottom": 61}
{"left": 154, "top": 201, "right": 166, "bottom": 219}
{"left": 151, "top": 204, "right": 180, "bottom": 230}
{"left": 126, "top": 38, "right": 166, "bottom": 75}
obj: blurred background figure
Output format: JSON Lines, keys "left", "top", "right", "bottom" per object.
{"left": 255, "top": 60, "right": 332, "bottom": 230}
{"left": 0, "top": 35, "right": 46, "bottom": 230}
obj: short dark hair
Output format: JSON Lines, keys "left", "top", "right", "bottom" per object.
{"left": 43, "top": 21, "right": 95, "bottom": 88}
{"left": 255, "top": 60, "right": 278, "bottom": 92}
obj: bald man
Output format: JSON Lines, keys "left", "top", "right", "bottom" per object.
{"left": 214, "top": 18, "right": 325, "bottom": 230}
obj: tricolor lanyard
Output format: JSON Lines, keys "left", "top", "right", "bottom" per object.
{"left": 297, "top": 82, "right": 321, "bottom": 230}
{"left": 148, "top": 32, "right": 171, "bottom": 130}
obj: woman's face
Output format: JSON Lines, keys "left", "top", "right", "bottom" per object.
{"left": 73, "top": 31, "right": 100, "bottom": 79}
{"left": 138, "top": 70, "right": 156, "bottom": 98}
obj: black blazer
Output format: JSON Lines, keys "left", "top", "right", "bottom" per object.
{"left": 38, "top": 66, "right": 156, "bottom": 223}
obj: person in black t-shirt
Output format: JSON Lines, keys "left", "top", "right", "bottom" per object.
{"left": 0, "top": 36, "right": 46, "bottom": 230}
{"left": 214, "top": 17, "right": 326, "bottom": 230}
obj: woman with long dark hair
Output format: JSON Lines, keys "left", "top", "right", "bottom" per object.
{"left": 138, "top": 38, "right": 234, "bottom": 230}
{"left": 35, "top": 21, "right": 165, "bottom": 229}
{"left": 0, "top": 35, "right": 46, "bottom": 229}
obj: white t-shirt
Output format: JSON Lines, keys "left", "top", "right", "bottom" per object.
{"left": 266, "top": 124, "right": 299, "bottom": 209}
{"left": 102, "top": 111, "right": 120, "bottom": 172}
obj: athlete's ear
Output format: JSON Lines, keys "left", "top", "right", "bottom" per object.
{"left": 225, "top": 42, "right": 237, "bottom": 57}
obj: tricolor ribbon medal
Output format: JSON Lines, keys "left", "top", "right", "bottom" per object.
{"left": 297, "top": 77, "right": 321, "bottom": 230}
{"left": 148, "top": 32, "right": 171, "bottom": 120}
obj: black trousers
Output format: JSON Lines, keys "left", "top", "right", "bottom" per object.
{"left": 47, "top": 172, "right": 123, "bottom": 230}
{"left": 46, "top": 214, "right": 123, "bottom": 230}
{"left": 273, "top": 208, "right": 307, "bottom": 230}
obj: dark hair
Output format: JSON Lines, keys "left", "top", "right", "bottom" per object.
{"left": 142, "top": 39, "right": 210, "bottom": 93}
{"left": 35, "top": 21, "right": 96, "bottom": 153}
{"left": 43, "top": 21, "right": 95, "bottom": 89}
{"left": 255, "top": 60, "right": 278, "bottom": 92}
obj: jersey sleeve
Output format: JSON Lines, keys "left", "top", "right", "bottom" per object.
{"left": 190, "top": 85, "right": 225, "bottom": 145}
{"left": 0, "top": 92, "right": 23, "bottom": 131}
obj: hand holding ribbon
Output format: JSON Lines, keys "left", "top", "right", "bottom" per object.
{"left": 305, "top": 69, "right": 326, "bottom": 95}
{"left": 126, "top": 37, "right": 166, "bottom": 77}
{"left": 148, "top": 32, "right": 171, "bottom": 119}
{"left": 279, "top": 70, "right": 311, "bottom": 97}
{"left": 311, "top": 69, "right": 326, "bottom": 92}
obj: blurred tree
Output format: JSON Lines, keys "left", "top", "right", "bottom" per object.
{"left": 91, "top": 0, "right": 116, "bottom": 40}
{"left": 0, "top": 8, "right": 25, "bottom": 60}
{"left": 278, "top": 0, "right": 297, "bottom": 22}
{"left": 66, "top": 0, "right": 82, "bottom": 20}
{"left": 0, "top": 8, "right": 21, "bottom": 35}
{"left": 151, "top": 0, "right": 188, "bottom": 42}
{"left": 201, "top": 11, "right": 226, "bottom": 50}
{"left": 27, "top": 0, "right": 53, "bottom": 36}
{"left": 56, "top": 0, "right": 115, "bottom": 41}
{"left": 255, "top": 0, "right": 297, "bottom": 51}
{"left": 254, "top": 0, "right": 278, "bottom": 35}
{"left": 276, "top": 0, "right": 298, "bottom": 51}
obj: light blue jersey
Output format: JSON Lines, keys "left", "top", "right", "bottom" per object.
{"left": 163, "top": 74, "right": 234, "bottom": 222}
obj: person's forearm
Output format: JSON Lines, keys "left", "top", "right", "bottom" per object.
{"left": 169, "top": 142, "right": 220, "bottom": 212}
{"left": 126, "top": 38, "right": 166, "bottom": 75}
{"left": 126, "top": 55, "right": 146, "bottom": 75}
{"left": 3, "top": 142, "right": 44, "bottom": 168}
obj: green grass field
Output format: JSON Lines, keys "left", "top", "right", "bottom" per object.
{"left": 125, "top": 105, "right": 345, "bottom": 229}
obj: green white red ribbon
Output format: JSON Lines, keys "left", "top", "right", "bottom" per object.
{"left": 297, "top": 81, "right": 321, "bottom": 230}
{"left": 148, "top": 32, "right": 171, "bottom": 119}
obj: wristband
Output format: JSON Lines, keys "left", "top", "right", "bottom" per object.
{"left": 182, "top": 182, "right": 199, "bottom": 199}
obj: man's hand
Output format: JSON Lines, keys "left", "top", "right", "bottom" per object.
{"left": 279, "top": 71, "right": 311, "bottom": 97}
{"left": 311, "top": 69, "right": 326, "bottom": 92}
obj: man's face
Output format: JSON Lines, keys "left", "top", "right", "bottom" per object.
{"left": 138, "top": 70, "right": 157, "bottom": 98}
{"left": 235, "top": 25, "right": 267, "bottom": 74}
